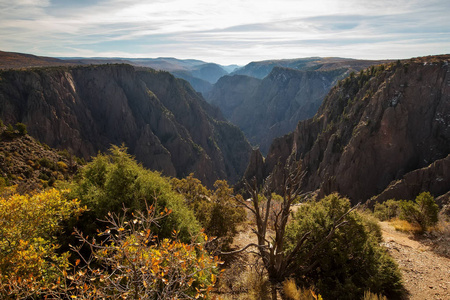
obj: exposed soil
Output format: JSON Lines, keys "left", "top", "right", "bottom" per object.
{"left": 380, "top": 222, "right": 450, "bottom": 300}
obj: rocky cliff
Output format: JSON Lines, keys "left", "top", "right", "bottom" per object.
{"left": 0, "top": 64, "right": 252, "bottom": 187}
{"left": 207, "top": 67, "right": 349, "bottom": 154}
{"left": 245, "top": 56, "right": 450, "bottom": 203}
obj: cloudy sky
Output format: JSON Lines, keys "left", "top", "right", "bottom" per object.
{"left": 1, "top": 0, "right": 449, "bottom": 65}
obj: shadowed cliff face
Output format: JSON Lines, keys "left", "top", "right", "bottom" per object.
{"left": 0, "top": 64, "right": 252, "bottom": 187}
{"left": 207, "top": 67, "right": 348, "bottom": 154}
{"left": 246, "top": 56, "right": 450, "bottom": 203}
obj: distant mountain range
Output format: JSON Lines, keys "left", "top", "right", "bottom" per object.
{"left": 0, "top": 51, "right": 238, "bottom": 95}
{"left": 230, "top": 57, "right": 391, "bottom": 79}
{"left": 62, "top": 56, "right": 238, "bottom": 95}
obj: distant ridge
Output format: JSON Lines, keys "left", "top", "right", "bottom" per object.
{"left": 0, "top": 50, "right": 232, "bottom": 94}
{"left": 231, "top": 57, "right": 391, "bottom": 79}
{"left": 0, "top": 50, "right": 75, "bottom": 69}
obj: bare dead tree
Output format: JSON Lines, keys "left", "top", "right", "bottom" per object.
{"left": 224, "top": 161, "right": 360, "bottom": 300}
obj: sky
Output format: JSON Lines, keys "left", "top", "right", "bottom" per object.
{"left": 0, "top": 0, "right": 449, "bottom": 65}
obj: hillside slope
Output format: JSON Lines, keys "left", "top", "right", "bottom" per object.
{"left": 0, "top": 124, "right": 80, "bottom": 191}
{"left": 245, "top": 56, "right": 450, "bottom": 203}
{"left": 0, "top": 50, "right": 75, "bottom": 69}
{"left": 0, "top": 64, "right": 252, "bottom": 186}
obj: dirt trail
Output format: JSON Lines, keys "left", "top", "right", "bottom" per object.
{"left": 379, "top": 222, "right": 450, "bottom": 300}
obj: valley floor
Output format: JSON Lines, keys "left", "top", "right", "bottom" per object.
{"left": 380, "top": 222, "right": 450, "bottom": 300}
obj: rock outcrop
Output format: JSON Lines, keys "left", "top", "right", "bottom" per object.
{"left": 245, "top": 56, "right": 450, "bottom": 204}
{"left": 0, "top": 64, "right": 252, "bottom": 187}
{"left": 371, "top": 155, "right": 450, "bottom": 204}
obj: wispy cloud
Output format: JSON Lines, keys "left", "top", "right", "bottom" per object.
{"left": 0, "top": 0, "right": 448, "bottom": 64}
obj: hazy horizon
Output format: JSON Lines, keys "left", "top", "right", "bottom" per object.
{"left": 1, "top": 0, "right": 449, "bottom": 65}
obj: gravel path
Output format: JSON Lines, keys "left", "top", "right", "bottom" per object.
{"left": 380, "top": 222, "right": 450, "bottom": 300}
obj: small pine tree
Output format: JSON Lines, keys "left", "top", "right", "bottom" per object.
{"left": 399, "top": 192, "right": 439, "bottom": 231}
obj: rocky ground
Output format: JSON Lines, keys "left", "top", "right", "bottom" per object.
{"left": 380, "top": 222, "right": 450, "bottom": 300}
{"left": 0, "top": 126, "right": 80, "bottom": 192}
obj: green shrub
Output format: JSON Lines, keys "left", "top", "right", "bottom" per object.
{"left": 64, "top": 207, "right": 219, "bottom": 300}
{"left": 39, "top": 157, "right": 53, "bottom": 169}
{"left": 285, "top": 194, "right": 403, "bottom": 300}
{"left": 374, "top": 199, "right": 400, "bottom": 221}
{"left": 68, "top": 145, "right": 201, "bottom": 243}
{"left": 3, "top": 124, "right": 15, "bottom": 138}
{"left": 15, "top": 122, "right": 27, "bottom": 135}
{"left": 57, "top": 149, "right": 71, "bottom": 159}
{"left": 399, "top": 192, "right": 439, "bottom": 231}
{"left": 171, "top": 174, "right": 246, "bottom": 249}
{"left": 0, "top": 177, "right": 8, "bottom": 188}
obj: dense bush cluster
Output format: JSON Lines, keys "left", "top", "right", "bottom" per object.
{"left": 0, "top": 146, "right": 223, "bottom": 299}
{"left": 171, "top": 174, "right": 246, "bottom": 249}
{"left": 63, "top": 207, "right": 220, "bottom": 299}
{"left": 67, "top": 145, "right": 201, "bottom": 242}
{"left": 374, "top": 199, "right": 399, "bottom": 221}
{"left": 1, "top": 122, "right": 28, "bottom": 138}
{"left": 286, "top": 194, "right": 403, "bottom": 300}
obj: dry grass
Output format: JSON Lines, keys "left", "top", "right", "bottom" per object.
{"left": 389, "top": 218, "right": 450, "bottom": 258}
{"left": 427, "top": 220, "right": 450, "bottom": 258}
{"left": 362, "top": 291, "right": 387, "bottom": 300}
{"left": 390, "top": 218, "right": 422, "bottom": 233}
{"left": 282, "top": 279, "right": 322, "bottom": 300}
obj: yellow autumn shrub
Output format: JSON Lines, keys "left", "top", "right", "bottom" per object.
{"left": 0, "top": 187, "right": 84, "bottom": 298}
{"left": 64, "top": 207, "right": 221, "bottom": 299}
